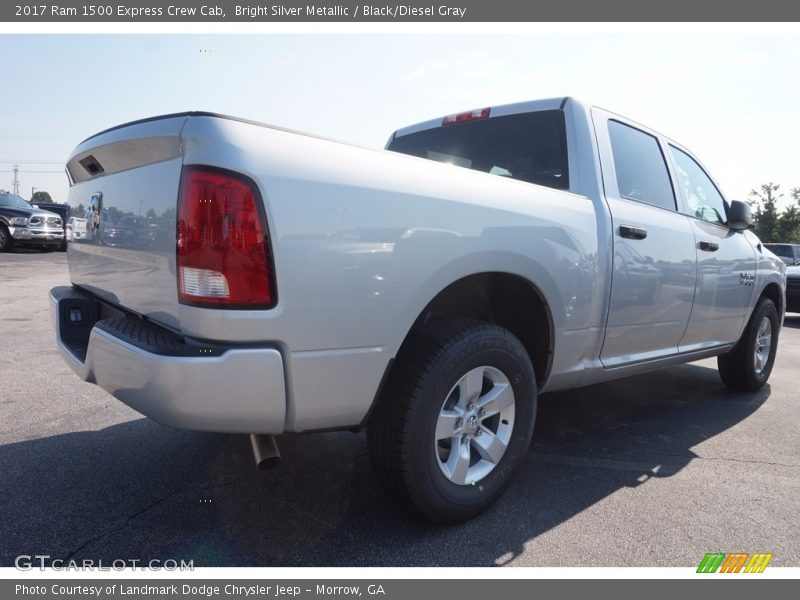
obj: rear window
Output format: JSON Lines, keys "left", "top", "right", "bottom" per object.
{"left": 388, "top": 110, "right": 569, "bottom": 191}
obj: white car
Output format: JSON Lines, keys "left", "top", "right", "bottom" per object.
{"left": 65, "top": 216, "right": 87, "bottom": 242}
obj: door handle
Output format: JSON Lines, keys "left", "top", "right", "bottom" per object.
{"left": 619, "top": 224, "right": 648, "bottom": 240}
{"left": 699, "top": 241, "right": 719, "bottom": 252}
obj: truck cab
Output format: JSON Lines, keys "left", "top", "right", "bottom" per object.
{"left": 387, "top": 97, "right": 784, "bottom": 378}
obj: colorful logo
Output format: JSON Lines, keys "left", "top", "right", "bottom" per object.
{"left": 697, "top": 552, "right": 773, "bottom": 573}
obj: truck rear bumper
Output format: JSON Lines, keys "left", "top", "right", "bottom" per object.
{"left": 49, "top": 286, "right": 286, "bottom": 434}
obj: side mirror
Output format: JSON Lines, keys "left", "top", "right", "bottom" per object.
{"left": 727, "top": 200, "right": 753, "bottom": 231}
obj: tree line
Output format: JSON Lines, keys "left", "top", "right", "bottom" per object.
{"left": 748, "top": 183, "right": 800, "bottom": 244}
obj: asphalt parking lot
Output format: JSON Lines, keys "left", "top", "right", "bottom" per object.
{"left": 1, "top": 249, "right": 799, "bottom": 568}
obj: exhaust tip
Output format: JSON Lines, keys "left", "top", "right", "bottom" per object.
{"left": 250, "top": 434, "right": 281, "bottom": 470}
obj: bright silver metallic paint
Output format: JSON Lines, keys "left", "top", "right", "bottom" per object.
{"left": 48, "top": 293, "right": 286, "bottom": 433}
{"left": 56, "top": 99, "right": 785, "bottom": 434}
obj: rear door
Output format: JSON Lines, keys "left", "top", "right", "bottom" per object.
{"left": 667, "top": 144, "right": 756, "bottom": 350}
{"left": 592, "top": 109, "right": 697, "bottom": 368}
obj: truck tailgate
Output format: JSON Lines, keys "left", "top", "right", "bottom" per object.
{"left": 65, "top": 115, "right": 186, "bottom": 330}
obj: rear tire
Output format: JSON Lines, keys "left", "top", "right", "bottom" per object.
{"left": 0, "top": 225, "right": 13, "bottom": 252}
{"left": 367, "top": 319, "right": 537, "bottom": 523}
{"left": 718, "top": 297, "right": 779, "bottom": 392}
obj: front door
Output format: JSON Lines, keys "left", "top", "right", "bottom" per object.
{"left": 666, "top": 144, "right": 757, "bottom": 350}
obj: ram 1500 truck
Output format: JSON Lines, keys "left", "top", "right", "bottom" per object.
{"left": 50, "top": 98, "right": 786, "bottom": 522}
{"left": 1, "top": 191, "right": 65, "bottom": 252}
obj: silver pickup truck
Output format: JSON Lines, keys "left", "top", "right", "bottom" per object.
{"left": 50, "top": 98, "right": 786, "bottom": 522}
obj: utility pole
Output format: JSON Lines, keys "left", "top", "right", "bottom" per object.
{"left": 12, "top": 164, "right": 20, "bottom": 196}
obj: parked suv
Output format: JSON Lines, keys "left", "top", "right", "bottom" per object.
{"left": 764, "top": 243, "right": 800, "bottom": 266}
{"left": 0, "top": 191, "right": 64, "bottom": 252}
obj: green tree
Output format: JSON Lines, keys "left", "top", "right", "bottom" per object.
{"left": 748, "top": 183, "right": 782, "bottom": 242}
{"left": 781, "top": 188, "right": 800, "bottom": 244}
{"left": 31, "top": 190, "right": 53, "bottom": 204}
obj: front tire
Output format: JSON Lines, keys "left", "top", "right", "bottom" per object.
{"left": 367, "top": 319, "right": 537, "bottom": 523}
{"left": 718, "top": 297, "right": 779, "bottom": 392}
{"left": 0, "top": 225, "right": 13, "bottom": 252}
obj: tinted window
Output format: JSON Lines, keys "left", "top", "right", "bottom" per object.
{"left": 388, "top": 110, "right": 569, "bottom": 190}
{"left": 765, "top": 244, "right": 792, "bottom": 258}
{"left": 669, "top": 146, "right": 728, "bottom": 226}
{"left": 607, "top": 120, "right": 676, "bottom": 211}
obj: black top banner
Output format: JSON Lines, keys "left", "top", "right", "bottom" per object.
{"left": 5, "top": 0, "right": 800, "bottom": 22}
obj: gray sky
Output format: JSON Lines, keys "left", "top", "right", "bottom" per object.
{"left": 1, "top": 33, "right": 798, "bottom": 206}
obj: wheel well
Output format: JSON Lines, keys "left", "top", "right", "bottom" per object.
{"left": 406, "top": 273, "right": 553, "bottom": 386}
{"left": 761, "top": 282, "right": 783, "bottom": 315}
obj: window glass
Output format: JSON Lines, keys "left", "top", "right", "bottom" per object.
{"left": 607, "top": 120, "right": 676, "bottom": 211}
{"left": 669, "top": 146, "right": 728, "bottom": 225}
{"left": 389, "top": 110, "right": 569, "bottom": 190}
{"left": 764, "top": 244, "right": 791, "bottom": 258}
{"left": 0, "top": 192, "right": 31, "bottom": 209}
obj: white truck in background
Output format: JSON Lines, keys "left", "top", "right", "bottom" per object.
{"left": 51, "top": 98, "right": 785, "bottom": 521}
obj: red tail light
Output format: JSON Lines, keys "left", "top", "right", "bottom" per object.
{"left": 442, "top": 107, "right": 491, "bottom": 127}
{"left": 177, "top": 166, "right": 274, "bottom": 308}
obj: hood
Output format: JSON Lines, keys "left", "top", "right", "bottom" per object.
{"left": 30, "top": 208, "right": 62, "bottom": 219}
{"left": 1, "top": 206, "right": 62, "bottom": 219}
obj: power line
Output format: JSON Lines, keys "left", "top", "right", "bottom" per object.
{"left": 0, "top": 160, "right": 65, "bottom": 164}
{"left": 0, "top": 169, "right": 64, "bottom": 174}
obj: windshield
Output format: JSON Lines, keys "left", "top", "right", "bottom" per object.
{"left": 388, "top": 109, "right": 569, "bottom": 190}
{"left": 0, "top": 192, "right": 32, "bottom": 209}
